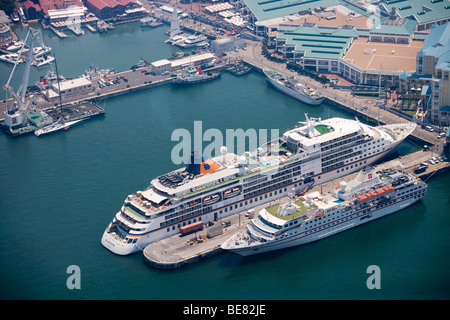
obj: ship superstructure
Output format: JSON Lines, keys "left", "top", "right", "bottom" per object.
{"left": 101, "top": 116, "right": 416, "bottom": 255}
{"left": 221, "top": 162, "right": 427, "bottom": 256}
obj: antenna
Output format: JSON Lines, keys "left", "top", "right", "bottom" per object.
{"left": 377, "top": 63, "right": 382, "bottom": 125}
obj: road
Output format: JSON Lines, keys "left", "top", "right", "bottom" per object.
{"left": 226, "top": 40, "right": 445, "bottom": 149}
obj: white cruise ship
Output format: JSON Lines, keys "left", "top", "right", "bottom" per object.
{"left": 221, "top": 162, "right": 427, "bottom": 256}
{"left": 264, "top": 69, "right": 324, "bottom": 105}
{"left": 101, "top": 116, "right": 416, "bottom": 255}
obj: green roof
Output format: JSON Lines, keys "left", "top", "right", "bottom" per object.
{"left": 277, "top": 24, "right": 358, "bottom": 59}
{"left": 244, "top": 0, "right": 339, "bottom": 22}
{"left": 371, "top": 17, "right": 417, "bottom": 35}
{"left": 380, "top": 0, "right": 450, "bottom": 25}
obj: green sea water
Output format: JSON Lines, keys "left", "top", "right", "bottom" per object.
{"left": 0, "top": 22, "right": 449, "bottom": 300}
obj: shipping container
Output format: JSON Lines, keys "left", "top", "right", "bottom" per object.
{"left": 180, "top": 221, "right": 203, "bottom": 235}
{"left": 207, "top": 225, "right": 224, "bottom": 238}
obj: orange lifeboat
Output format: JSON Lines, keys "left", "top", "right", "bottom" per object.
{"left": 358, "top": 195, "right": 368, "bottom": 201}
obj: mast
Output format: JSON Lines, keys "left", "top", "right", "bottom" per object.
{"left": 53, "top": 55, "right": 63, "bottom": 118}
{"left": 376, "top": 63, "right": 383, "bottom": 125}
{"left": 170, "top": 7, "right": 180, "bottom": 38}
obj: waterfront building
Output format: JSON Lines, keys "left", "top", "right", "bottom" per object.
{"left": 273, "top": 23, "right": 357, "bottom": 73}
{"left": 416, "top": 22, "right": 450, "bottom": 126}
{"left": 210, "top": 37, "right": 247, "bottom": 54}
{"left": 84, "top": 0, "right": 139, "bottom": 20}
{"left": 23, "top": 1, "right": 44, "bottom": 21}
{"left": 369, "top": 6, "right": 417, "bottom": 44}
{"left": 272, "top": 22, "right": 420, "bottom": 86}
{"left": 37, "top": 0, "right": 86, "bottom": 22}
{"left": 150, "top": 53, "right": 215, "bottom": 75}
{"left": 379, "top": 0, "right": 450, "bottom": 31}
{"left": 44, "top": 77, "right": 93, "bottom": 101}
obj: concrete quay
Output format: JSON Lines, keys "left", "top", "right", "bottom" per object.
{"left": 143, "top": 208, "right": 254, "bottom": 269}
{"left": 142, "top": 149, "right": 449, "bottom": 270}
{"left": 0, "top": 62, "right": 226, "bottom": 121}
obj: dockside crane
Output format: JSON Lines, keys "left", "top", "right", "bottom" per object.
{"left": 2, "top": 28, "right": 41, "bottom": 129}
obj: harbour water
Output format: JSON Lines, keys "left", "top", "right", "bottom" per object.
{"left": 1, "top": 22, "right": 449, "bottom": 300}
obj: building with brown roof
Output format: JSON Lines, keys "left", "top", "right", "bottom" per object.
{"left": 84, "top": 0, "right": 138, "bottom": 20}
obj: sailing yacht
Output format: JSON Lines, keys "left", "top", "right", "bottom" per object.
{"left": 165, "top": 9, "right": 187, "bottom": 45}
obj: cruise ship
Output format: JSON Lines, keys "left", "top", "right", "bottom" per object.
{"left": 221, "top": 162, "right": 427, "bottom": 256}
{"left": 264, "top": 69, "right": 324, "bottom": 106}
{"left": 101, "top": 116, "right": 416, "bottom": 255}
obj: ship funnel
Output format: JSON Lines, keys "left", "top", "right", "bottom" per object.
{"left": 187, "top": 151, "right": 205, "bottom": 175}
{"left": 256, "top": 147, "right": 262, "bottom": 162}
{"left": 220, "top": 146, "right": 227, "bottom": 165}
{"left": 245, "top": 151, "right": 250, "bottom": 164}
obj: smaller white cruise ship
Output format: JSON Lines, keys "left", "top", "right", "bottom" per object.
{"left": 222, "top": 162, "right": 427, "bottom": 256}
{"left": 264, "top": 68, "right": 324, "bottom": 105}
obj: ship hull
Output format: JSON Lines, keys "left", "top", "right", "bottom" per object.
{"left": 224, "top": 193, "right": 424, "bottom": 257}
{"left": 265, "top": 73, "right": 324, "bottom": 106}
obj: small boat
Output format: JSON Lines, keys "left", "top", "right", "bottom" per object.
{"left": 224, "top": 187, "right": 241, "bottom": 198}
{"left": 35, "top": 118, "right": 82, "bottom": 136}
{"left": 0, "top": 53, "right": 23, "bottom": 64}
{"left": 203, "top": 194, "right": 220, "bottom": 204}
{"left": 188, "top": 199, "right": 200, "bottom": 206}
{"left": 97, "top": 20, "right": 108, "bottom": 33}
{"left": 32, "top": 55, "right": 55, "bottom": 67}
{"left": 140, "top": 16, "right": 162, "bottom": 27}
{"left": 32, "top": 46, "right": 51, "bottom": 57}
{"left": 6, "top": 40, "right": 24, "bottom": 51}
{"left": 140, "top": 16, "right": 155, "bottom": 27}
{"left": 172, "top": 64, "right": 220, "bottom": 85}
{"left": 176, "top": 34, "right": 208, "bottom": 48}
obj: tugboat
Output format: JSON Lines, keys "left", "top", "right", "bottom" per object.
{"left": 171, "top": 64, "right": 220, "bottom": 85}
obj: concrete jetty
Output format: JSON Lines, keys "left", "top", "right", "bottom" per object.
{"left": 143, "top": 211, "right": 253, "bottom": 269}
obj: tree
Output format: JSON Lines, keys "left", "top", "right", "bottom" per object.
{"left": 0, "top": 0, "right": 16, "bottom": 15}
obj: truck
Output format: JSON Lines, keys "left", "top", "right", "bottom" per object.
{"left": 179, "top": 221, "right": 203, "bottom": 235}
{"left": 414, "top": 165, "right": 427, "bottom": 174}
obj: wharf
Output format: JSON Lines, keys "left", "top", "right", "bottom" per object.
{"left": 142, "top": 149, "right": 449, "bottom": 269}
{"left": 0, "top": 63, "right": 226, "bottom": 122}
{"left": 85, "top": 24, "right": 97, "bottom": 33}
{"left": 49, "top": 26, "right": 68, "bottom": 38}
{"left": 143, "top": 207, "right": 254, "bottom": 270}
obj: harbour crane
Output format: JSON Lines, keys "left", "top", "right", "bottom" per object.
{"left": 2, "top": 28, "right": 44, "bottom": 130}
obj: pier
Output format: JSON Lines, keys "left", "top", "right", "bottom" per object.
{"left": 142, "top": 149, "right": 449, "bottom": 269}
{"left": 0, "top": 61, "right": 226, "bottom": 122}
{"left": 143, "top": 211, "right": 252, "bottom": 269}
